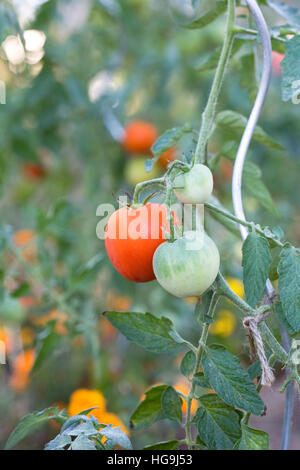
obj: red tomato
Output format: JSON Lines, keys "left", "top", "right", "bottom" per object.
{"left": 122, "top": 120, "right": 158, "bottom": 154}
{"left": 105, "top": 203, "right": 178, "bottom": 282}
{"left": 272, "top": 51, "right": 284, "bottom": 76}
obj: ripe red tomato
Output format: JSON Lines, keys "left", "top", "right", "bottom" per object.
{"left": 122, "top": 120, "right": 158, "bottom": 154}
{"left": 105, "top": 203, "right": 178, "bottom": 282}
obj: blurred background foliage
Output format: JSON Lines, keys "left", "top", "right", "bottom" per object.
{"left": 0, "top": 0, "right": 299, "bottom": 449}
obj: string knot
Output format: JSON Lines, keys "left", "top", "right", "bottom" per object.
{"left": 243, "top": 309, "right": 275, "bottom": 386}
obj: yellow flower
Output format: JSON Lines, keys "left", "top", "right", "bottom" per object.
{"left": 68, "top": 389, "right": 106, "bottom": 417}
{"left": 210, "top": 310, "right": 236, "bottom": 338}
{"left": 226, "top": 277, "right": 244, "bottom": 298}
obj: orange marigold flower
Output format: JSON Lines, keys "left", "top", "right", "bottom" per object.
{"left": 10, "top": 349, "right": 35, "bottom": 391}
{"left": 68, "top": 389, "right": 107, "bottom": 417}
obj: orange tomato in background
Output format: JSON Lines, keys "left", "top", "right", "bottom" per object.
{"left": 122, "top": 120, "right": 158, "bottom": 154}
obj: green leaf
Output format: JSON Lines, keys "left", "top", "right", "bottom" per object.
{"left": 44, "top": 433, "right": 72, "bottom": 450}
{"left": 194, "top": 372, "right": 211, "bottom": 388}
{"left": 69, "top": 434, "right": 97, "bottom": 450}
{"left": 193, "top": 394, "right": 241, "bottom": 450}
{"left": 31, "top": 322, "right": 62, "bottom": 375}
{"left": 104, "top": 311, "right": 187, "bottom": 354}
{"left": 5, "top": 407, "right": 68, "bottom": 450}
{"left": 237, "top": 424, "right": 269, "bottom": 450}
{"left": 278, "top": 246, "right": 300, "bottom": 333}
{"left": 99, "top": 425, "right": 133, "bottom": 450}
{"left": 148, "top": 124, "right": 192, "bottom": 170}
{"left": 239, "top": 54, "right": 258, "bottom": 102}
{"left": 130, "top": 385, "right": 167, "bottom": 429}
{"left": 216, "top": 110, "right": 284, "bottom": 150}
{"left": 274, "top": 301, "right": 297, "bottom": 335}
{"left": 180, "top": 350, "right": 196, "bottom": 378}
{"left": 244, "top": 175, "right": 278, "bottom": 216}
{"left": 186, "top": 0, "right": 227, "bottom": 29}
{"left": 161, "top": 386, "right": 182, "bottom": 423}
{"left": 202, "top": 345, "right": 265, "bottom": 415}
{"left": 247, "top": 361, "right": 262, "bottom": 380}
{"left": 144, "top": 440, "right": 179, "bottom": 450}
{"left": 281, "top": 35, "right": 300, "bottom": 102}
{"left": 242, "top": 232, "right": 271, "bottom": 307}
{"left": 267, "top": 1, "right": 300, "bottom": 27}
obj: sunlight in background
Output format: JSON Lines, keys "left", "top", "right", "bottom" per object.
{"left": 1, "top": 29, "right": 46, "bottom": 69}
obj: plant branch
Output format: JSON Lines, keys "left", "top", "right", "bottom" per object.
{"left": 194, "top": 0, "right": 236, "bottom": 164}
{"left": 205, "top": 202, "right": 284, "bottom": 247}
{"left": 184, "top": 292, "right": 220, "bottom": 448}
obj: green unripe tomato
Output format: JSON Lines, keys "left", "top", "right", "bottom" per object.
{"left": 153, "top": 230, "right": 220, "bottom": 298}
{"left": 173, "top": 164, "right": 213, "bottom": 204}
{"left": 0, "top": 296, "right": 26, "bottom": 325}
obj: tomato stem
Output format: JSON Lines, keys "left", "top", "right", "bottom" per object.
{"left": 194, "top": 0, "right": 236, "bottom": 165}
{"left": 205, "top": 202, "right": 285, "bottom": 248}
{"left": 216, "top": 273, "right": 288, "bottom": 364}
{"left": 132, "top": 177, "right": 165, "bottom": 205}
{"left": 184, "top": 291, "right": 220, "bottom": 449}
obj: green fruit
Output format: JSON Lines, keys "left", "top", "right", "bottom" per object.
{"left": 173, "top": 164, "right": 213, "bottom": 204}
{"left": 153, "top": 230, "right": 220, "bottom": 298}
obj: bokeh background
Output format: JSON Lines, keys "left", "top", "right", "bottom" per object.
{"left": 0, "top": 0, "right": 299, "bottom": 450}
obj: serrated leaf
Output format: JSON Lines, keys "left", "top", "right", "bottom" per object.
{"left": 267, "top": 1, "right": 300, "bottom": 27}
{"left": 149, "top": 124, "right": 192, "bottom": 170}
{"left": 104, "top": 311, "right": 186, "bottom": 354}
{"left": 44, "top": 433, "right": 72, "bottom": 451}
{"left": 201, "top": 345, "right": 264, "bottom": 415}
{"left": 242, "top": 232, "right": 271, "bottom": 307}
{"left": 99, "top": 425, "right": 132, "bottom": 450}
{"left": 5, "top": 407, "right": 68, "bottom": 450}
{"left": 216, "top": 110, "right": 284, "bottom": 150}
{"left": 281, "top": 35, "right": 300, "bottom": 102}
{"left": 180, "top": 350, "right": 196, "bottom": 378}
{"left": 247, "top": 361, "right": 262, "bottom": 380}
{"left": 278, "top": 246, "right": 300, "bottom": 333}
{"left": 274, "top": 301, "right": 297, "bottom": 335}
{"left": 130, "top": 385, "right": 167, "bottom": 429}
{"left": 193, "top": 394, "right": 241, "bottom": 450}
{"left": 161, "top": 387, "right": 182, "bottom": 423}
{"left": 69, "top": 434, "right": 97, "bottom": 450}
{"left": 194, "top": 372, "right": 211, "bottom": 388}
{"left": 186, "top": 0, "right": 227, "bottom": 29}
{"left": 237, "top": 424, "right": 269, "bottom": 450}
{"left": 144, "top": 440, "right": 179, "bottom": 450}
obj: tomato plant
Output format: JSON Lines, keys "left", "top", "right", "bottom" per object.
{"left": 1, "top": 0, "right": 300, "bottom": 454}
